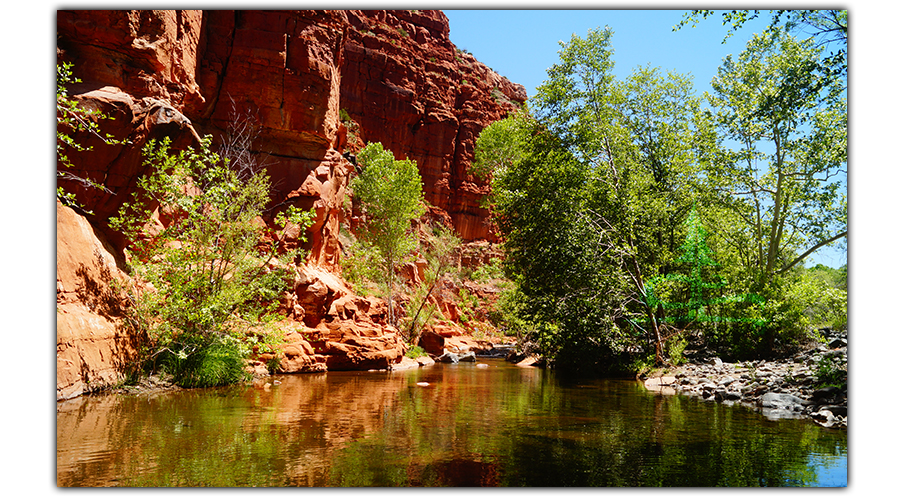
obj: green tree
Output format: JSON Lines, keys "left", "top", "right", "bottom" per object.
{"left": 705, "top": 28, "right": 847, "bottom": 291}
{"left": 111, "top": 136, "right": 314, "bottom": 387}
{"left": 473, "top": 29, "right": 721, "bottom": 368}
{"left": 350, "top": 142, "right": 426, "bottom": 326}
{"left": 646, "top": 205, "right": 766, "bottom": 335}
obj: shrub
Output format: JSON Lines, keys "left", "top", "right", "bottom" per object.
{"left": 815, "top": 355, "right": 847, "bottom": 390}
{"left": 111, "top": 135, "right": 314, "bottom": 387}
{"left": 405, "top": 345, "right": 427, "bottom": 359}
{"left": 471, "top": 257, "right": 504, "bottom": 283}
{"left": 161, "top": 337, "right": 250, "bottom": 388}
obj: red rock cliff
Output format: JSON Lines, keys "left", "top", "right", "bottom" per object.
{"left": 339, "top": 10, "right": 525, "bottom": 240}
{"left": 56, "top": 10, "right": 522, "bottom": 397}
{"left": 57, "top": 9, "right": 524, "bottom": 248}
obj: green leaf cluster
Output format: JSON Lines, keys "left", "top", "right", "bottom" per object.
{"left": 474, "top": 20, "right": 847, "bottom": 367}
{"left": 57, "top": 62, "right": 123, "bottom": 212}
{"left": 350, "top": 142, "right": 426, "bottom": 326}
{"left": 110, "top": 136, "right": 315, "bottom": 387}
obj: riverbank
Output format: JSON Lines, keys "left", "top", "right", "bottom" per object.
{"left": 643, "top": 330, "right": 848, "bottom": 429}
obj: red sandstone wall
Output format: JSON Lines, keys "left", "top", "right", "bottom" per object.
{"left": 340, "top": 10, "right": 525, "bottom": 240}
{"left": 57, "top": 9, "right": 525, "bottom": 248}
{"left": 55, "top": 10, "right": 523, "bottom": 395}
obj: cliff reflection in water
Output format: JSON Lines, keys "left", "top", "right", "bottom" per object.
{"left": 57, "top": 360, "right": 846, "bottom": 486}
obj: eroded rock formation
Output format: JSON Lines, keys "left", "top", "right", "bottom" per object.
{"left": 56, "top": 201, "right": 140, "bottom": 400}
{"left": 56, "top": 10, "right": 523, "bottom": 397}
{"left": 340, "top": 10, "right": 525, "bottom": 240}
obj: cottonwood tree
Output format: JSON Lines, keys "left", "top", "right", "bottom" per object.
{"left": 350, "top": 142, "right": 425, "bottom": 326}
{"left": 705, "top": 28, "right": 847, "bottom": 291}
{"left": 477, "top": 28, "right": 717, "bottom": 367}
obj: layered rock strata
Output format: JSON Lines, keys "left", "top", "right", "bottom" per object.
{"left": 340, "top": 10, "right": 525, "bottom": 240}
{"left": 57, "top": 10, "right": 520, "bottom": 396}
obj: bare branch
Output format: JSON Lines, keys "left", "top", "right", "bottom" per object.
{"left": 778, "top": 229, "right": 847, "bottom": 274}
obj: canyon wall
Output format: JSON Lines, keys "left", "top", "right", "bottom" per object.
{"left": 56, "top": 9, "right": 523, "bottom": 398}
{"left": 339, "top": 10, "right": 525, "bottom": 240}
{"left": 57, "top": 9, "right": 524, "bottom": 248}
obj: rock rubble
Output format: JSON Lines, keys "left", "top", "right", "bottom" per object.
{"left": 644, "top": 330, "right": 848, "bottom": 429}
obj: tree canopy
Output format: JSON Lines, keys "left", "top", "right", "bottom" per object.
{"left": 474, "top": 18, "right": 847, "bottom": 368}
{"left": 350, "top": 142, "right": 426, "bottom": 326}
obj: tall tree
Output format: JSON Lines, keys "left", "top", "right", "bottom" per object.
{"left": 350, "top": 142, "right": 425, "bottom": 326}
{"left": 478, "top": 28, "right": 716, "bottom": 367}
{"left": 705, "top": 28, "right": 847, "bottom": 290}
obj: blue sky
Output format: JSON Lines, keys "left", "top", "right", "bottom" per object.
{"left": 444, "top": 9, "right": 847, "bottom": 268}
{"left": 444, "top": 9, "right": 770, "bottom": 101}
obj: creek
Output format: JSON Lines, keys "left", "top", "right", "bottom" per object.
{"left": 57, "top": 358, "right": 847, "bottom": 486}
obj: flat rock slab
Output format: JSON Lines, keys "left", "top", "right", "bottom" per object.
{"left": 515, "top": 356, "right": 541, "bottom": 367}
{"left": 644, "top": 376, "right": 677, "bottom": 388}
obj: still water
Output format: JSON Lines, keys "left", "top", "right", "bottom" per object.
{"left": 57, "top": 359, "right": 847, "bottom": 487}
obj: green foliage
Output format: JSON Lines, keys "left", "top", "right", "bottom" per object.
{"left": 646, "top": 205, "right": 766, "bottom": 329}
{"left": 404, "top": 345, "right": 427, "bottom": 359}
{"left": 475, "top": 23, "right": 846, "bottom": 368}
{"left": 455, "top": 288, "right": 479, "bottom": 325}
{"left": 470, "top": 257, "right": 504, "bottom": 283}
{"left": 705, "top": 28, "right": 847, "bottom": 289}
{"left": 160, "top": 337, "right": 250, "bottom": 388}
{"left": 350, "top": 142, "right": 426, "bottom": 326}
{"left": 402, "top": 223, "right": 461, "bottom": 344}
{"left": 674, "top": 9, "right": 847, "bottom": 80}
{"left": 784, "top": 269, "right": 847, "bottom": 331}
{"left": 110, "top": 136, "right": 314, "bottom": 387}
{"left": 478, "top": 28, "right": 720, "bottom": 369}
{"left": 814, "top": 355, "right": 847, "bottom": 390}
{"left": 471, "top": 109, "right": 533, "bottom": 183}
{"left": 56, "top": 62, "right": 122, "bottom": 213}
{"left": 665, "top": 331, "right": 689, "bottom": 366}
{"left": 340, "top": 233, "right": 384, "bottom": 297}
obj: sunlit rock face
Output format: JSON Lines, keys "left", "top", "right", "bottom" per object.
{"left": 56, "top": 10, "right": 523, "bottom": 389}
{"left": 339, "top": 10, "right": 526, "bottom": 241}
{"left": 56, "top": 201, "right": 141, "bottom": 400}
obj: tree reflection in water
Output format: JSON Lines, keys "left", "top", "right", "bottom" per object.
{"left": 57, "top": 360, "right": 847, "bottom": 487}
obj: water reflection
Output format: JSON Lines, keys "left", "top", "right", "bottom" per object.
{"left": 57, "top": 359, "right": 846, "bottom": 486}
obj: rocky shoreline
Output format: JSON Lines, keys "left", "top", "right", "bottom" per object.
{"left": 643, "top": 330, "right": 848, "bottom": 429}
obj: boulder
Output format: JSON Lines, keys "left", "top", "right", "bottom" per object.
{"left": 415, "top": 355, "right": 436, "bottom": 367}
{"left": 515, "top": 356, "right": 542, "bottom": 367}
{"left": 390, "top": 357, "right": 421, "bottom": 372}
{"left": 458, "top": 351, "right": 477, "bottom": 363}
{"left": 437, "top": 352, "right": 459, "bottom": 364}
{"left": 758, "top": 392, "right": 811, "bottom": 419}
{"left": 812, "top": 386, "right": 843, "bottom": 402}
